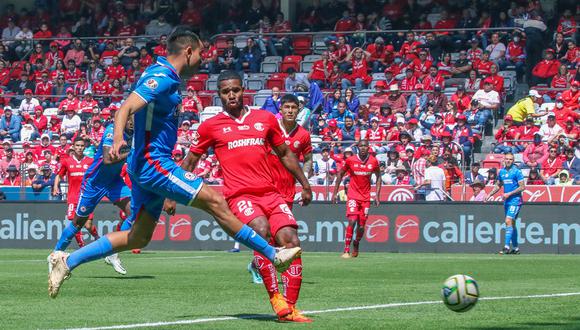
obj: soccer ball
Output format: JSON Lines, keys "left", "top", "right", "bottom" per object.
{"left": 441, "top": 274, "right": 479, "bottom": 312}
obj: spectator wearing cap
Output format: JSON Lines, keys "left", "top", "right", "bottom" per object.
{"left": 465, "top": 162, "right": 486, "bottom": 185}
{"left": 542, "top": 146, "right": 563, "bottom": 185}
{"left": 423, "top": 67, "right": 445, "bottom": 91}
{"left": 494, "top": 114, "right": 522, "bottom": 154}
{"left": 531, "top": 49, "right": 560, "bottom": 86}
{"left": 539, "top": 113, "right": 565, "bottom": 143}
{"left": 367, "top": 80, "right": 389, "bottom": 114}
{"left": 484, "top": 64, "right": 505, "bottom": 94}
{"left": 563, "top": 117, "right": 579, "bottom": 142}
{"left": 499, "top": 32, "right": 526, "bottom": 80}
{"left": 506, "top": 90, "right": 546, "bottom": 125}
{"left": 0, "top": 145, "right": 20, "bottom": 178}
{"left": 384, "top": 84, "right": 408, "bottom": 113}
{"left": 399, "top": 69, "right": 418, "bottom": 92}
{"left": 321, "top": 118, "right": 343, "bottom": 141}
{"left": 3, "top": 164, "right": 21, "bottom": 186}
{"left": 427, "top": 84, "right": 448, "bottom": 113}
{"left": 285, "top": 68, "right": 310, "bottom": 92}
{"left": 64, "top": 59, "right": 82, "bottom": 85}
{"left": 430, "top": 114, "right": 449, "bottom": 140}
{"left": 450, "top": 85, "right": 471, "bottom": 113}
{"left": 473, "top": 51, "right": 493, "bottom": 77}
{"left": 58, "top": 87, "right": 79, "bottom": 113}
{"left": 20, "top": 117, "right": 37, "bottom": 141}
{"left": 61, "top": 107, "right": 81, "bottom": 139}
{"left": 0, "top": 107, "right": 21, "bottom": 142}
{"left": 452, "top": 114, "right": 474, "bottom": 163}
{"left": 467, "top": 37, "right": 483, "bottom": 62}
{"left": 311, "top": 147, "right": 337, "bottom": 185}
{"left": 470, "top": 78, "right": 500, "bottom": 130}
{"left": 18, "top": 88, "right": 40, "bottom": 115}
{"left": 33, "top": 133, "right": 56, "bottom": 158}
{"left": 522, "top": 133, "right": 548, "bottom": 169}
{"left": 407, "top": 83, "right": 429, "bottom": 115}
{"left": 181, "top": 87, "right": 203, "bottom": 124}
{"left": 177, "top": 120, "right": 193, "bottom": 148}
{"left": 469, "top": 180, "right": 487, "bottom": 201}
{"left": 363, "top": 117, "right": 387, "bottom": 150}
{"left": 387, "top": 115, "right": 406, "bottom": 142}
{"left": 78, "top": 90, "right": 98, "bottom": 122}
{"left": 560, "top": 81, "right": 579, "bottom": 111}
{"left": 392, "top": 165, "right": 415, "bottom": 185}
{"left": 407, "top": 118, "right": 423, "bottom": 141}
{"left": 563, "top": 148, "right": 580, "bottom": 182}
{"left": 341, "top": 47, "right": 372, "bottom": 91}
{"left": 23, "top": 163, "right": 38, "bottom": 186}
{"left": 46, "top": 42, "right": 64, "bottom": 68}
{"left": 366, "top": 37, "right": 388, "bottom": 73}
{"left": 555, "top": 170, "right": 574, "bottom": 186}
{"left": 32, "top": 164, "right": 56, "bottom": 194}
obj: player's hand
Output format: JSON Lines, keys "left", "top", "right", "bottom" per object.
{"left": 163, "top": 199, "right": 177, "bottom": 215}
{"left": 502, "top": 193, "right": 509, "bottom": 200}
{"left": 110, "top": 137, "right": 128, "bottom": 160}
{"left": 300, "top": 186, "right": 312, "bottom": 206}
{"left": 52, "top": 188, "right": 60, "bottom": 197}
{"left": 374, "top": 198, "right": 380, "bottom": 207}
{"left": 331, "top": 193, "right": 338, "bottom": 204}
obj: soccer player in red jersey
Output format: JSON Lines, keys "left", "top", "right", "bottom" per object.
{"left": 184, "top": 71, "right": 313, "bottom": 323}
{"left": 52, "top": 137, "right": 97, "bottom": 247}
{"left": 332, "top": 139, "right": 382, "bottom": 258}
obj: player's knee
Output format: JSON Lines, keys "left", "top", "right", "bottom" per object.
{"left": 128, "top": 232, "right": 151, "bottom": 249}
{"left": 275, "top": 227, "right": 300, "bottom": 248}
{"left": 505, "top": 218, "right": 513, "bottom": 226}
{"left": 206, "top": 190, "right": 228, "bottom": 212}
{"left": 249, "top": 218, "right": 271, "bottom": 241}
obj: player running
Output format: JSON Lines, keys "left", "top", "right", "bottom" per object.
{"left": 48, "top": 30, "right": 302, "bottom": 299}
{"left": 48, "top": 118, "right": 134, "bottom": 275}
{"left": 52, "top": 137, "right": 98, "bottom": 248}
{"left": 486, "top": 152, "right": 525, "bottom": 254}
{"left": 332, "top": 139, "right": 381, "bottom": 258}
{"left": 183, "top": 71, "right": 313, "bottom": 322}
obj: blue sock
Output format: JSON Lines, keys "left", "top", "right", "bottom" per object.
{"left": 511, "top": 224, "right": 518, "bottom": 248}
{"left": 120, "top": 218, "right": 134, "bottom": 231}
{"left": 504, "top": 226, "right": 513, "bottom": 249}
{"left": 66, "top": 236, "right": 114, "bottom": 271}
{"left": 54, "top": 222, "right": 81, "bottom": 251}
{"left": 234, "top": 225, "right": 276, "bottom": 262}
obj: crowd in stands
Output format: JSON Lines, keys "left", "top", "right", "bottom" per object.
{"left": 0, "top": 0, "right": 578, "bottom": 195}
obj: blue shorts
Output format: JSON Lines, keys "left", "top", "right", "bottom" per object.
{"left": 76, "top": 178, "right": 131, "bottom": 217}
{"left": 504, "top": 204, "right": 521, "bottom": 220}
{"left": 128, "top": 159, "right": 204, "bottom": 220}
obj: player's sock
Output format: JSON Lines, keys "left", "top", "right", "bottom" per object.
{"left": 354, "top": 228, "right": 364, "bottom": 244}
{"left": 281, "top": 258, "right": 302, "bottom": 306}
{"left": 90, "top": 226, "right": 100, "bottom": 239}
{"left": 511, "top": 224, "right": 519, "bottom": 248}
{"left": 115, "top": 222, "right": 122, "bottom": 232}
{"left": 235, "top": 225, "right": 276, "bottom": 262}
{"left": 66, "top": 236, "right": 114, "bottom": 271}
{"left": 253, "top": 251, "right": 279, "bottom": 298}
{"left": 504, "top": 225, "right": 513, "bottom": 249}
{"left": 344, "top": 225, "right": 354, "bottom": 253}
{"left": 74, "top": 231, "right": 85, "bottom": 247}
{"left": 120, "top": 218, "right": 134, "bottom": 231}
{"left": 54, "top": 222, "right": 81, "bottom": 251}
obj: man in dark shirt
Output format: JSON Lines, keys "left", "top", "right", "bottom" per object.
{"left": 32, "top": 164, "right": 56, "bottom": 196}
{"left": 219, "top": 38, "right": 240, "bottom": 71}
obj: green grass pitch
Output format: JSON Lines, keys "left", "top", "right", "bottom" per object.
{"left": 2, "top": 249, "right": 580, "bottom": 329}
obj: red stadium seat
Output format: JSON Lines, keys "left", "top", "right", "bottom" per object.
{"left": 186, "top": 74, "right": 208, "bottom": 91}
{"left": 197, "top": 91, "right": 214, "bottom": 107}
{"left": 243, "top": 90, "right": 254, "bottom": 106}
{"left": 266, "top": 73, "right": 287, "bottom": 90}
{"left": 215, "top": 36, "right": 229, "bottom": 56}
{"left": 280, "top": 55, "right": 302, "bottom": 72}
{"left": 482, "top": 153, "right": 504, "bottom": 169}
{"left": 292, "top": 36, "right": 312, "bottom": 56}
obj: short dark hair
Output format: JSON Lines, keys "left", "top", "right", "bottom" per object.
{"left": 73, "top": 136, "right": 85, "bottom": 145}
{"left": 167, "top": 30, "right": 201, "bottom": 55}
{"left": 280, "top": 94, "right": 299, "bottom": 106}
{"left": 217, "top": 70, "right": 243, "bottom": 88}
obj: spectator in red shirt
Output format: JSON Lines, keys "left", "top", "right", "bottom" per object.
{"left": 451, "top": 85, "right": 471, "bottom": 113}
{"left": 31, "top": 105, "right": 47, "bottom": 136}
{"left": 64, "top": 59, "right": 81, "bottom": 85}
{"left": 412, "top": 50, "right": 433, "bottom": 80}
{"left": 518, "top": 117, "right": 540, "bottom": 148}
{"left": 78, "top": 90, "right": 98, "bottom": 122}
{"left": 3, "top": 164, "right": 21, "bottom": 186}
{"left": 473, "top": 51, "right": 493, "bottom": 76}
{"left": 562, "top": 40, "right": 578, "bottom": 67}
{"left": 321, "top": 119, "right": 343, "bottom": 142}
{"left": 138, "top": 47, "right": 153, "bottom": 69}
{"left": 556, "top": 9, "right": 576, "bottom": 39}
{"left": 422, "top": 66, "right": 445, "bottom": 91}
{"left": 92, "top": 72, "right": 112, "bottom": 102}
{"left": 384, "top": 84, "right": 408, "bottom": 114}
{"left": 35, "top": 71, "right": 54, "bottom": 107}
{"left": 45, "top": 42, "right": 64, "bottom": 69}
{"left": 58, "top": 87, "right": 79, "bottom": 113}
{"left": 366, "top": 36, "right": 387, "bottom": 73}
{"left": 400, "top": 31, "right": 420, "bottom": 62}
{"left": 546, "top": 64, "right": 572, "bottom": 101}
{"left": 366, "top": 80, "right": 389, "bottom": 114}
{"left": 531, "top": 49, "right": 560, "bottom": 86}
{"left": 399, "top": 68, "right": 418, "bottom": 92}
{"left": 181, "top": 87, "right": 203, "bottom": 123}
{"left": 494, "top": 114, "right": 522, "bottom": 154}
{"left": 63, "top": 39, "right": 85, "bottom": 67}
{"left": 308, "top": 51, "right": 333, "bottom": 88}
{"left": 100, "top": 41, "right": 119, "bottom": 66}
{"left": 334, "top": 10, "right": 355, "bottom": 33}
{"left": 560, "top": 81, "right": 579, "bottom": 110}
{"left": 153, "top": 35, "right": 168, "bottom": 58}
{"left": 499, "top": 32, "right": 526, "bottom": 80}
{"left": 553, "top": 96, "right": 580, "bottom": 126}
{"left": 105, "top": 56, "right": 126, "bottom": 82}
{"left": 200, "top": 39, "right": 218, "bottom": 74}
{"left": 33, "top": 133, "right": 56, "bottom": 158}
{"left": 523, "top": 133, "right": 549, "bottom": 169}
{"left": 542, "top": 146, "right": 563, "bottom": 185}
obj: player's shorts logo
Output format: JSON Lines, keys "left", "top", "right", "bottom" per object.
{"left": 184, "top": 172, "right": 196, "bottom": 181}
{"left": 395, "top": 215, "right": 420, "bottom": 243}
{"left": 169, "top": 215, "right": 192, "bottom": 241}
{"left": 152, "top": 216, "right": 166, "bottom": 241}
{"left": 80, "top": 206, "right": 86, "bottom": 213}
{"left": 146, "top": 78, "right": 158, "bottom": 90}
{"left": 237, "top": 200, "right": 255, "bottom": 217}
{"left": 365, "top": 215, "right": 389, "bottom": 242}
{"left": 254, "top": 123, "right": 264, "bottom": 131}
{"left": 278, "top": 204, "right": 295, "bottom": 220}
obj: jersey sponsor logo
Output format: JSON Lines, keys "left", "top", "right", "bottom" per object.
{"left": 353, "top": 171, "right": 372, "bottom": 176}
{"left": 395, "top": 215, "right": 420, "bottom": 243}
{"left": 169, "top": 215, "right": 192, "bottom": 241}
{"left": 223, "top": 127, "right": 232, "bottom": 133}
{"left": 365, "top": 215, "right": 389, "bottom": 242}
{"left": 237, "top": 125, "right": 250, "bottom": 131}
{"left": 227, "top": 138, "right": 264, "bottom": 150}
{"left": 254, "top": 122, "right": 264, "bottom": 131}
{"left": 151, "top": 216, "right": 166, "bottom": 241}
{"left": 145, "top": 78, "right": 158, "bottom": 90}
{"left": 184, "top": 172, "right": 196, "bottom": 181}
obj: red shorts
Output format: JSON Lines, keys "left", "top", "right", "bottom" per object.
{"left": 67, "top": 202, "right": 94, "bottom": 221}
{"left": 227, "top": 191, "right": 297, "bottom": 236}
{"left": 346, "top": 198, "right": 370, "bottom": 225}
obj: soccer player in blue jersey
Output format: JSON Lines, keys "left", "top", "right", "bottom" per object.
{"left": 48, "top": 118, "right": 135, "bottom": 276}
{"left": 48, "top": 30, "right": 303, "bottom": 298}
{"left": 487, "top": 153, "right": 525, "bottom": 255}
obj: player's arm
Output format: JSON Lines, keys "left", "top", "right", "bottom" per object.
{"left": 302, "top": 152, "right": 313, "bottom": 178}
{"left": 111, "top": 93, "right": 147, "bottom": 159}
{"left": 486, "top": 180, "right": 503, "bottom": 201}
{"left": 374, "top": 166, "right": 382, "bottom": 206}
{"left": 52, "top": 172, "right": 62, "bottom": 196}
{"left": 272, "top": 142, "right": 312, "bottom": 206}
{"left": 102, "top": 145, "right": 130, "bottom": 165}
{"left": 332, "top": 167, "right": 347, "bottom": 204}
{"left": 504, "top": 178, "right": 525, "bottom": 200}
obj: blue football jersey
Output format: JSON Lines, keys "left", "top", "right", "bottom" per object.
{"left": 499, "top": 165, "right": 524, "bottom": 206}
{"left": 83, "top": 123, "right": 131, "bottom": 186}
{"left": 129, "top": 56, "right": 181, "bottom": 174}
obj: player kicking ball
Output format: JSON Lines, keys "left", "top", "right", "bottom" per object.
{"left": 332, "top": 140, "right": 381, "bottom": 258}
{"left": 48, "top": 30, "right": 301, "bottom": 299}
{"left": 48, "top": 119, "right": 135, "bottom": 276}
{"left": 181, "top": 72, "right": 313, "bottom": 322}
{"left": 486, "top": 152, "right": 525, "bottom": 255}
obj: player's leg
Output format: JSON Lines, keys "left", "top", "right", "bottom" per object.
{"left": 500, "top": 204, "right": 515, "bottom": 255}
{"left": 67, "top": 203, "right": 86, "bottom": 247}
{"left": 510, "top": 206, "right": 521, "bottom": 254}
{"left": 103, "top": 190, "right": 133, "bottom": 275}
{"left": 343, "top": 199, "right": 358, "bottom": 258}
{"left": 85, "top": 218, "right": 100, "bottom": 240}
{"left": 352, "top": 202, "right": 370, "bottom": 258}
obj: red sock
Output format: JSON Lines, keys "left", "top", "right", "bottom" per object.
{"left": 90, "top": 226, "right": 100, "bottom": 239}
{"left": 253, "top": 251, "right": 279, "bottom": 298}
{"left": 74, "top": 231, "right": 85, "bottom": 247}
{"left": 282, "top": 258, "right": 302, "bottom": 306}
{"left": 344, "top": 225, "right": 354, "bottom": 253}
{"left": 115, "top": 222, "right": 122, "bottom": 232}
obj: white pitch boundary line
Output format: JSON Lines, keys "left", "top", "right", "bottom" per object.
{"left": 0, "top": 256, "right": 213, "bottom": 263}
{"left": 62, "top": 291, "right": 580, "bottom": 330}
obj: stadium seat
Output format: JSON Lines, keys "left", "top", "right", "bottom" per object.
{"left": 234, "top": 35, "right": 249, "bottom": 49}
{"left": 280, "top": 55, "right": 302, "bottom": 72}
{"left": 246, "top": 73, "right": 268, "bottom": 90}
{"left": 253, "top": 94, "right": 270, "bottom": 107}
{"left": 266, "top": 73, "right": 287, "bottom": 90}
{"left": 300, "top": 60, "right": 316, "bottom": 73}
{"left": 292, "top": 35, "right": 312, "bottom": 55}
{"left": 304, "top": 54, "right": 322, "bottom": 62}
{"left": 200, "top": 106, "right": 222, "bottom": 123}
{"left": 43, "top": 108, "right": 58, "bottom": 120}
{"left": 482, "top": 154, "right": 504, "bottom": 169}
{"left": 197, "top": 91, "right": 213, "bottom": 107}
{"left": 261, "top": 56, "right": 282, "bottom": 73}
{"left": 206, "top": 75, "right": 219, "bottom": 91}
{"left": 214, "top": 36, "right": 229, "bottom": 56}
{"left": 243, "top": 90, "right": 254, "bottom": 106}
{"left": 186, "top": 74, "right": 208, "bottom": 91}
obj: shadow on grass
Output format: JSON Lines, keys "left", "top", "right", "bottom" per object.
{"left": 469, "top": 318, "right": 580, "bottom": 329}
{"left": 229, "top": 313, "right": 277, "bottom": 322}
{"left": 86, "top": 275, "right": 155, "bottom": 280}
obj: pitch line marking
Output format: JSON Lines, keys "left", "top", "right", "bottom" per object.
{"left": 61, "top": 291, "right": 580, "bottom": 330}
